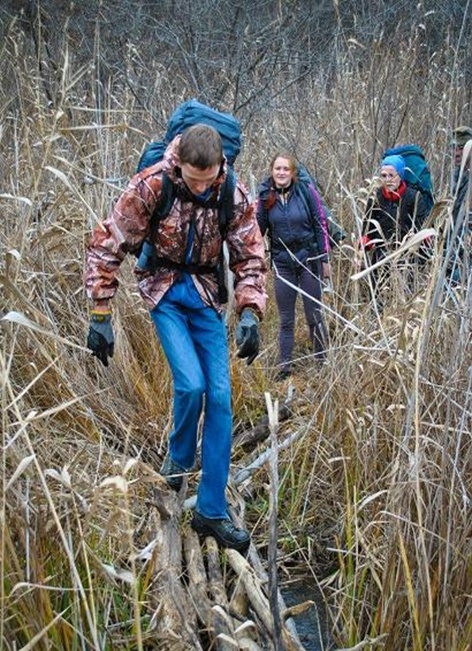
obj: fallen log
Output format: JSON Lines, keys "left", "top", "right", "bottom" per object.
{"left": 282, "top": 601, "right": 316, "bottom": 621}
{"left": 206, "top": 536, "right": 230, "bottom": 610}
{"left": 183, "top": 428, "right": 306, "bottom": 514}
{"left": 183, "top": 529, "right": 213, "bottom": 627}
{"left": 211, "top": 606, "right": 238, "bottom": 649}
{"left": 232, "top": 428, "right": 304, "bottom": 487}
{"left": 226, "top": 550, "right": 305, "bottom": 651}
{"left": 229, "top": 472, "right": 302, "bottom": 647}
{"left": 233, "top": 388, "right": 295, "bottom": 452}
{"left": 234, "top": 620, "right": 262, "bottom": 651}
{"left": 144, "top": 401, "right": 309, "bottom": 650}
{"left": 148, "top": 479, "right": 203, "bottom": 650}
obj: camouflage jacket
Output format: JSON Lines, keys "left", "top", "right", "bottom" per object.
{"left": 85, "top": 137, "right": 267, "bottom": 317}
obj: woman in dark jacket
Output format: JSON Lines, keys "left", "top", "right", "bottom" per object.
{"left": 257, "top": 153, "right": 330, "bottom": 379}
{"left": 360, "top": 154, "right": 427, "bottom": 296}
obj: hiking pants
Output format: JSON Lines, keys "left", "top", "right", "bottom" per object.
{"left": 150, "top": 275, "right": 232, "bottom": 519}
{"left": 273, "top": 258, "right": 325, "bottom": 372}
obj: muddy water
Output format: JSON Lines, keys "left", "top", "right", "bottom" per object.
{"left": 281, "top": 580, "right": 334, "bottom": 650}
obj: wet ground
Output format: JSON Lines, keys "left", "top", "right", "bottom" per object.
{"left": 281, "top": 579, "right": 335, "bottom": 651}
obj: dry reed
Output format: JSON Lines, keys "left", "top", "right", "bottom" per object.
{"left": 0, "top": 11, "right": 470, "bottom": 651}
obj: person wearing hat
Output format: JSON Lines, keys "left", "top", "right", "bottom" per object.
{"left": 447, "top": 126, "right": 472, "bottom": 284}
{"left": 359, "top": 154, "right": 427, "bottom": 299}
{"left": 451, "top": 125, "right": 472, "bottom": 173}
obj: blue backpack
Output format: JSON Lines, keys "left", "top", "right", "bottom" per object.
{"left": 382, "top": 144, "right": 434, "bottom": 214}
{"left": 138, "top": 99, "right": 241, "bottom": 171}
{"left": 137, "top": 100, "right": 241, "bottom": 236}
{"left": 296, "top": 164, "right": 346, "bottom": 245}
{"left": 135, "top": 100, "right": 242, "bottom": 302}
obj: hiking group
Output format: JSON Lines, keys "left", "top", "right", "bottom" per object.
{"left": 84, "top": 100, "right": 472, "bottom": 551}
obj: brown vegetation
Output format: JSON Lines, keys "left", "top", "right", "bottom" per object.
{"left": 1, "top": 2, "right": 471, "bottom": 649}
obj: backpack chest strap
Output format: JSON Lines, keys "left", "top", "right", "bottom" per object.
{"left": 153, "top": 257, "right": 218, "bottom": 276}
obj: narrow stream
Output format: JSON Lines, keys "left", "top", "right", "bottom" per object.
{"left": 281, "top": 579, "right": 334, "bottom": 651}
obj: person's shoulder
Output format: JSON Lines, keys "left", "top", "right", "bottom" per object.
{"left": 403, "top": 184, "right": 415, "bottom": 195}
{"left": 123, "top": 163, "right": 166, "bottom": 201}
{"left": 232, "top": 173, "right": 252, "bottom": 205}
{"left": 370, "top": 188, "right": 383, "bottom": 205}
{"left": 255, "top": 176, "right": 271, "bottom": 199}
{"left": 404, "top": 184, "right": 421, "bottom": 200}
{"left": 134, "top": 161, "right": 165, "bottom": 186}
{"left": 120, "top": 163, "right": 166, "bottom": 207}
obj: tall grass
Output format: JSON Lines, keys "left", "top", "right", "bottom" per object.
{"left": 1, "top": 12, "right": 471, "bottom": 650}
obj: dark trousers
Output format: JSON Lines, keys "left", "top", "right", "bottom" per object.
{"left": 274, "top": 258, "right": 326, "bottom": 371}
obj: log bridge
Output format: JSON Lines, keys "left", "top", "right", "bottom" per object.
{"left": 145, "top": 393, "right": 314, "bottom": 650}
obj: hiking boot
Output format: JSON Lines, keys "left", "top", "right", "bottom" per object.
{"left": 191, "top": 511, "right": 250, "bottom": 552}
{"left": 160, "top": 453, "right": 185, "bottom": 491}
{"left": 275, "top": 368, "right": 291, "bottom": 382}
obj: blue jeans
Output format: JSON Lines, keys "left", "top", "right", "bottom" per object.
{"left": 150, "top": 275, "right": 232, "bottom": 519}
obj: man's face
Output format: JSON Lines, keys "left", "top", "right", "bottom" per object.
{"left": 180, "top": 163, "right": 220, "bottom": 196}
{"left": 452, "top": 144, "right": 471, "bottom": 170}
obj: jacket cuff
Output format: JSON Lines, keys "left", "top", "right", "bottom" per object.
{"left": 92, "top": 299, "right": 111, "bottom": 313}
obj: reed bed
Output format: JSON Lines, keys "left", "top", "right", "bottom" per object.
{"left": 0, "top": 12, "right": 471, "bottom": 650}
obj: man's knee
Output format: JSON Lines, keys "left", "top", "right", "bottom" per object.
{"left": 176, "top": 378, "right": 205, "bottom": 403}
{"left": 206, "top": 383, "right": 231, "bottom": 413}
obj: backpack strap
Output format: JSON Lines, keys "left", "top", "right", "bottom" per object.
{"left": 296, "top": 181, "right": 318, "bottom": 222}
{"left": 213, "top": 167, "right": 236, "bottom": 304}
{"left": 218, "top": 167, "right": 236, "bottom": 238}
{"left": 146, "top": 167, "right": 235, "bottom": 244}
{"left": 148, "top": 172, "right": 175, "bottom": 240}
{"left": 296, "top": 182, "right": 332, "bottom": 257}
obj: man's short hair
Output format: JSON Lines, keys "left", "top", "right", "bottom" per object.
{"left": 179, "top": 124, "right": 223, "bottom": 169}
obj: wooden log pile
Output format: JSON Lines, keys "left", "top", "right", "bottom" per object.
{"left": 145, "top": 394, "right": 314, "bottom": 650}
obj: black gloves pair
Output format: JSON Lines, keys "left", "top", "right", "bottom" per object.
{"left": 87, "top": 307, "right": 260, "bottom": 367}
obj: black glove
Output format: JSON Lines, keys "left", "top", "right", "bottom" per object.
{"left": 87, "top": 312, "right": 114, "bottom": 366}
{"left": 236, "top": 308, "right": 260, "bottom": 365}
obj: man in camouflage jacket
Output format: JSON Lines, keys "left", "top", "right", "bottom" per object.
{"left": 85, "top": 124, "right": 267, "bottom": 550}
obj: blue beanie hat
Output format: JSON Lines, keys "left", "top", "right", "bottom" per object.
{"left": 382, "top": 154, "right": 406, "bottom": 179}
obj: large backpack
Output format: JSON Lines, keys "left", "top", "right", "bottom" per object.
{"left": 137, "top": 99, "right": 241, "bottom": 236}
{"left": 296, "top": 164, "right": 346, "bottom": 246}
{"left": 135, "top": 100, "right": 242, "bottom": 301}
{"left": 138, "top": 99, "right": 241, "bottom": 171}
{"left": 382, "top": 144, "right": 434, "bottom": 214}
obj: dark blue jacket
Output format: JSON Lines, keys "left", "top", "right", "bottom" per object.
{"left": 256, "top": 181, "right": 328, "bottom": 265}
